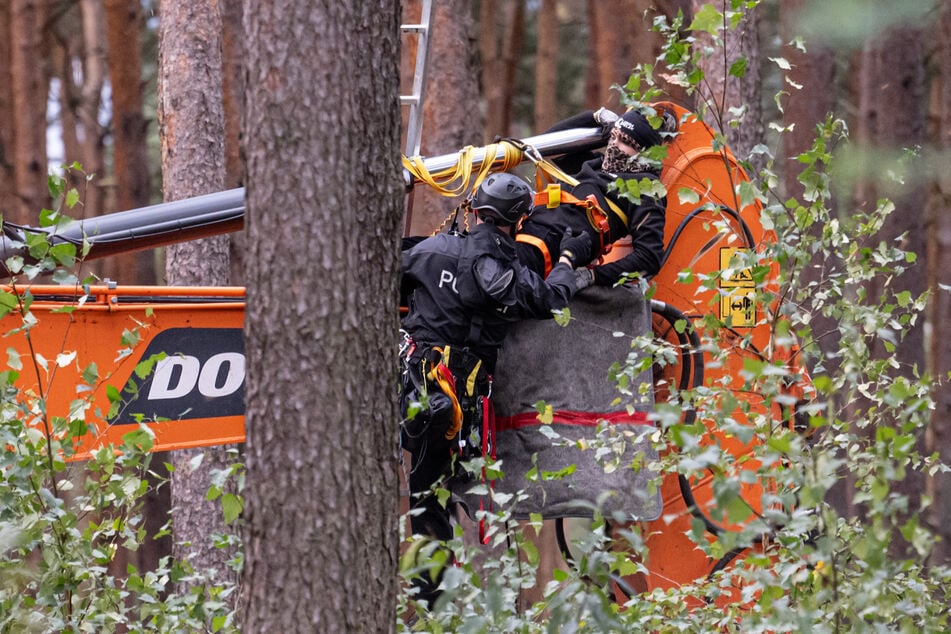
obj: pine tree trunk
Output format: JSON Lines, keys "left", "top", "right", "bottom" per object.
{"left": 0, "top": 3, "right": 17, "bottom": 219}
{"left": 851, "top": 24, "right": 928, "bottom": 554}
{"left": 534, "top": 0, "right": 559, "bottom": 131}
{"left": 480, "top": 0, "right": 504, "bottom": 136}
{"left": 220, "top": 0, "right": 246, "bottom": 284}
{"left": 925, "top": 3, "right": 951, "bottom": 566}
{"left": 157, "top": 0, "right": 239, "bottom": 600}
{"left": 77, "top": 0, "right": 105, "bottom": 222}
{"left": 10, "top": 0, "right": 48, "bottom": 221}
{"left": 240, "top": 2, "right": 402, "bottom": 630}
{"left": 690, "top": 0, "right": 764, "bottom": 173}
{"left": 408, "top": 0, "right": 482, "bottom": 236}
{"left": 103, "top": 0, "right": 155, "bottom": 284}
{"left": 779, "top": 0, "right": 839, "bottom": 359}
{"left": 499, "top": 0, "right": 525, "bottom": 135}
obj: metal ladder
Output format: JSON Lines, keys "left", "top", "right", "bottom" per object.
{"left": 400, "top": 0, "right": 433, "bottom": 158}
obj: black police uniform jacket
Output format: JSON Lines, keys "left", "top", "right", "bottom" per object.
{"left": 401, "top": 222, "right": 576, "bottom": 371}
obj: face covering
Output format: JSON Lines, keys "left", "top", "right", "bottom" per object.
{"left": 601, "top": 128, "right": 658, "bottom": 175}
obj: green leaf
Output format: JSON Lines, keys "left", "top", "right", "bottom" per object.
{"left": 49, "top": 242, "right": 77, "bottom": 267}
{"left": 689, "top": 3, "right": 723, "bottom": 35}
{"left": 678, "top": 187, "right": 700, "bottom": 206}
{"left": 81, "top": 362, "right": 99, "bottom": 385}
{"left": 534, "top": 401, "right": 553, "bottom": 424}
{"left": 6, "top": 347, "right": 22, "bottom": 371}
{"left": 725, "top": 494, "right": 752, "bottom": 524}
{"left": 221, "top": 493, "right": 243, "bottom": 524}
{"left": 728, "top": 57, "right": 748, "bottom": 79}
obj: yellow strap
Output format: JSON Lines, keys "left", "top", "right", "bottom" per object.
{"left": 603, "top": 198, "right": 628, "bottom": 228}
{"left": 465, "top": 359, "right": 482, "bottom": 397}
{"left": 532, "top": 155, "right": 580, "bottom": 187}
{"left": 530, "top": 155, "right": 630, "bottom": 228}
{"left": 402, "top": 140, "right": 525, "bottom": 199}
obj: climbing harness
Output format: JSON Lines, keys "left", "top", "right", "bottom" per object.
{"left": 497, "top": 138, "right": 632, "bottom": 274}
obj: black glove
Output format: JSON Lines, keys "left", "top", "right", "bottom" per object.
{"left": 559, "top": 228, "right": 593, "bottom": 267}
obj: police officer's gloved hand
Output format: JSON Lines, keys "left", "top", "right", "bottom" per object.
{"left": 574, "top": 267, "right": 594, "bottom": 290}
{"left": 559, "top": 228, "right": 593, "bottom": 268}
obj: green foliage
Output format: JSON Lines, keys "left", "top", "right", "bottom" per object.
{"left": 0, "top": 168, "right": 241, "bottom": 632}
{"left": 400, "top": 1, "right": 950, "bottom": 632}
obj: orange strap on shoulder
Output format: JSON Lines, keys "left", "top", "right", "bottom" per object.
{"left": 515, "top": 233, "right": 553, "bottom": 276}
{"left": 532, "top": 185, "right": 612, "bottom": 256}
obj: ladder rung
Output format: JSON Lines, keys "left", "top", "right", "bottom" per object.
{"left": 401, "top": 23, "right": 428, "bottom": 32}
{"left": 401, "top": 96, "right": 420, "bottom": 106}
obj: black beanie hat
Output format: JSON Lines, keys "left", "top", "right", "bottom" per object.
{"left": 614, "top": 110, "right": 662, "bottom": 150}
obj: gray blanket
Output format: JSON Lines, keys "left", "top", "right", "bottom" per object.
{"left": 453, "top": 285, "right": 663, "bottom": 521}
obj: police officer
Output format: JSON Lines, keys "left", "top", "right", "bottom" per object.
{"left": 399, "top": 172, "right": 591, "bottom": 605}
{"left": 514, "top": 108, "right": 672, "bottom": 289}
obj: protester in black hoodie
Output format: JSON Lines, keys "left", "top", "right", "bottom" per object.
{"left": 514, "top": 108, "right": 671, "bottom": 289}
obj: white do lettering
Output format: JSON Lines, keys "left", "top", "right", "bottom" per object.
{"left": 148, "top": 353, "right": 246, "bottom": 400}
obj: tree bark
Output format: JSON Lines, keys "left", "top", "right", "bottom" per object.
{"left": 583, "top": 0, "right": 601, "bottom": 110}
{"left": 691, "top": 0, "right": 764, "bottom": 174}
{"left": 157, "top": 0, "right": 239, "bottom": 599}
{"left": 925, "top": 2, "right": 951, "bottom": 567}
{"left": 534, "top": 0, "right": 559, "bottom": 131}
{"left": 77, "top": 0, "right": 106, "bottom": 222}
{"left": 0, "top": 3, "right": 17, "bottom": 218}
{"left": 220, "top": 0, "right": 246, "bottom": 285}
{"left": 480, "top": 0, "right": 503, "bottom": 137}
{"left": 407, "top": 0, "right": 482, "bottom": 236}
{"left": 10, "top": 0, "right": 48, "bottom": 222}
{"left": 780, "top": 0, "right": 836, "bottom": 201}
{"left": 240, "top": 2, "right": 402, "bottom": 630}
{"left": 499, "top": 0, "right": 525, "bottom": 136}
{"left": 589, "top": 0, "right": 688, "bottom": 111}
{"left": 779, "top": 0, "right": 840, "bottom": 362}
{"left": 103, "top": 0, "right": 155, "bottom": 284}
{"left": 850, "top": 24, "right": 928, "bottom": 553}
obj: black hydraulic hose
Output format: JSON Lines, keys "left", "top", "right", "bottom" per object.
{"left": 659, "top": 204, "right": 755, "bottom": 271}
{"left": 553, "top": 518, "right": 641, "bottom": 600}
{"left": 649, "top": 299, "right": 730, "bottom": 538}
{"left": 650, "top": 299, "right": 703, "bottom": 397}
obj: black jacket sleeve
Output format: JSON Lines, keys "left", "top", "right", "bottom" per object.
{"left": 592, "top": 193, "right": 666, "bottom": 285}
{"left": 542, "top": 110, "right": 609, "bottom": 177}
{"left": 497, "top": 260, "right": 576, "bottom": 319}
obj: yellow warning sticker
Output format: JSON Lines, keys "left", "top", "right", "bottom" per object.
{"left": 719, "top": 248, "right": 755, "bottom": 288}
{"left": 720, "top": 289, "right": 756, "bottom": 327}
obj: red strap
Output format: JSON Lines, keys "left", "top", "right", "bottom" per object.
{"left": 495, "top": 410, "right": 650, "bottom": 432}
{"left": 478, "top": 395, "right": 496, "bottom": 544}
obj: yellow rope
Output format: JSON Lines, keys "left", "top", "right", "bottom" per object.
{"left": 402, "top": 140, "right": 525, "bottom": 199}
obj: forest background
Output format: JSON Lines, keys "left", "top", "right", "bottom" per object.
{"left": 0, "top": 0, "right": 950, "bottom": 630}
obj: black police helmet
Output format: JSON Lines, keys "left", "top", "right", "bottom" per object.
{"left": 471, "top": 173, "right": 532, "bottom": 226}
